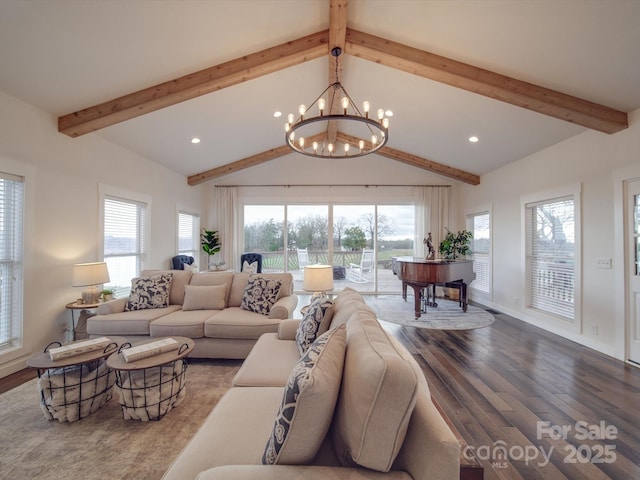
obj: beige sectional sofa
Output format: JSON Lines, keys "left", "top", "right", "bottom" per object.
{"left": 162, "top": 287, "right": 461, "bottom": 480}
{"left": 87, "top": 270, "right": 298, "bottom": 359}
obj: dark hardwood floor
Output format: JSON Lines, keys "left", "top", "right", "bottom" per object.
{"left": 3, "top": 299, "right": 639, "bottom": 479}
{"left": 379, "top": 306, "right": 640, "bottom": 480}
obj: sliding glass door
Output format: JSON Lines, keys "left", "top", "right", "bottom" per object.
{"left": 243, "top": 203, "right": 414, "bottom": 294}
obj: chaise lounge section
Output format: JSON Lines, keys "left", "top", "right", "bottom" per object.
{"left": 161, "top": 287, "right": 462, "bottom": 480}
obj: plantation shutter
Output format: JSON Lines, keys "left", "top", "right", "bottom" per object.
{"left": 525, "top": 196, "right": 575, "bottom": 320}
{"left": 178, "top": 212, "right": 199, "bottom": 260}
{"left": 469, "top": 212, "right": 490, "bottom": 293}
{"left": 104, "top": 196, "right": 146, "bottom": 298}
{"left": 0, "top": 173, "right": 24, "bottom": 350}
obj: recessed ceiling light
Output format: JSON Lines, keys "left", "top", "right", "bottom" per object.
{"left": 468, "top": 136, "right": 479, "bottom": 143}
{"left": 385, "top": 110, "right": 393, "bottom": 117}
{"left": 191, "top": 137, "right": 201, "bottom": 144}
{"left": 273, "top": 111, "right": 282, "bottom": 118}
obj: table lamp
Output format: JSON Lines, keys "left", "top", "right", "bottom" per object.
{"left": 73, "top": 262, "right": 110, "bottom": 305}
{"left": 303, "top": 264, "right": 334, "bottom": 300}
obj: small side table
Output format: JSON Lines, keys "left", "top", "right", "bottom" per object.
{"left": 27, "top": 336, "right": 127, "bottom": 422}
{"left": 107, "top": 336, "right": 195, "bottom": 421}
{"left": 65, "top": 301, "right": 100, "bottom": 340}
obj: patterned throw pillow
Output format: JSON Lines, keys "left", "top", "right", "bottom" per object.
{"left": 262, "top": 324, "right": 347, "bottom": 465}
{"left": 240, "top": 274, "right": 282, "bottom": 315}
{"left": 124, "top": 273, "right": 174, "bottom": 311}
{"left": 295, "top": 296, "right": 335, "bottom": 356}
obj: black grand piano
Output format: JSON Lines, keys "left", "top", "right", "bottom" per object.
{"left": 395, "top": 257, "right": 475, "bottom": 319}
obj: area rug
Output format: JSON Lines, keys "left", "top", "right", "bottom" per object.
{"left": 0, "top": 359, "right": 241, "bottom": 480}
{"left": 367, "top": 295, "right": 495, "bottom": 330}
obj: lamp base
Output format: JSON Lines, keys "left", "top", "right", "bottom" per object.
{"left": 81, "top": 286, "right": 100, "bottom": 305}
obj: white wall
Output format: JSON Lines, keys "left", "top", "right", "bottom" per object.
{"left": 459, "top": 109, "right": 640, "bottom": 360}
{"left": 0, "top": 91, "right": 206, "bottom": 378}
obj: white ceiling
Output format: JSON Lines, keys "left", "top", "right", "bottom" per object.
{"left": 1, "top": 0, "right": 639, "bottom": 182}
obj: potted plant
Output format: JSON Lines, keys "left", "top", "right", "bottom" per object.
{"left": 201, "top": 228, "right": 222, "bottom": 270}
{"left": 100, "top": 289, "right": 114, "bottom": 301}
{"left": 438, "top": 228, "right": 473, "bottom": 260}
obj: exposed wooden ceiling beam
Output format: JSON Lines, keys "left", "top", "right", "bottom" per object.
{"left": 58, "top": 30, "right": 330, "bottom": 137}
{"left": 336, "top": 132, "right": 480, "bottom": 185}
{"left": 326, "top": 0, "right": 349, "bottom": 144}
{"left": 188, "top": 132, "right": 327, "bottom": 186}
{"left": 345, "top": 29, "right": 628, "bottom": 134}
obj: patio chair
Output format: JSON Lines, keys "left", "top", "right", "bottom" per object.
{"left": 348, "top": 249, "right": 375, "bottom": 283}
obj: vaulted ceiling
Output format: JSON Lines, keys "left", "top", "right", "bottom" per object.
{"left": 1, "top": 0, "right": 639, "bottom": 186}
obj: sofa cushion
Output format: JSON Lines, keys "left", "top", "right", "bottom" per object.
{"left": 232, "top": 333, "right": 301, "bottom": 387}
{"left": 182, "top": 284, "right": 227, "bottom": 311}
{"left": 125, "top": 272, "right": 174, "bottom": 311}
{"left": 295, "top": 296, "right": 334, "bottom": 355}
{"left": 87, "top": 305, "right": 181, "bottom": 336}
{"left": 330, "top": 287, "right": 376, "bottom": 328}
{"left": 240, "top": 275, "right": 282, "bottom": 315}
{"left": 332, "top": 309, "right": 418, "bottom": 472}
{"left": 149, "top": 309, "right": 215, "bottom": 338}
{"left": 141, "top": 269, "right": 193, "bottom": 305}
{"left": 262, "top": 324, "right": 347, "bottom": 465}
{"left": 204, "top": 307, "right": 281, "bottom": 340}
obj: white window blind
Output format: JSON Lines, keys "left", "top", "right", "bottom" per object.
{"left": 178, "top": 211, "right": 199, "bottom": 262}
{"left": 104, "top": 196, "right": 146, "bottom": 298}
{"left": 0, "top": 173, "right": 24, "bottom": 351}
{"left": 468, "top": 212, "right": 490, "bottom": 294}
{"left": 526, "top": 196, "right": 575, "bottom": 320}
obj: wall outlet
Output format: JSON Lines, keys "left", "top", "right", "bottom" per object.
{"left": 595, "top": 258, "right": 612, "bottom": 269}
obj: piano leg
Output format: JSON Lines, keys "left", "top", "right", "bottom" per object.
{"left": 408, "top": 284, "right": 423, "bottom": 319}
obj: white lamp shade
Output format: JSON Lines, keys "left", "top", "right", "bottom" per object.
{"left": 303, "top": 265, "right": 334, "bottom": 293}
{"left": 72, "top": 262, "right": 110, "bottom": 287}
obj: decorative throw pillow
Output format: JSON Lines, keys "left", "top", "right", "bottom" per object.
{"left": 125, "top": 273, "right": 174, "bottom": 311}
{"left": 181, "top": 284, "right": 227, "bottom": 311}
{"left": 295, "top": 296, "right": 335, "bottom": 356}
{"left": 240, "top": 275, "right": 282, "bottom": 315}
{"left": 262, "top": 324, "right": 347, "bottom": 465}
{"left": 242, "top": 260, "right": 258, "bottom": 274}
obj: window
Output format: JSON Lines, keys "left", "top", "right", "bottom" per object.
{"left": 0, "top": 173, "right": 24, "bottom": 352}
{"left": 178, "top": 211, "right": 200, "bottom": 264}
{"left": 243, "top": 203, "right": 414, "bottom": 293}
{"left": 103, "top": 195, "right": 147, "bottom": 298}
{"left": 525, "top": 195, "right": 576, "bottom": 321}
{"left": 467, "top": 212, "right": 490, "bottom": 294}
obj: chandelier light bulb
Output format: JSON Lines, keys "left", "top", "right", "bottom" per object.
{"left": 328, "top": 143, "right": 334, "bottom": 154}
{"left": 312, "top": 141, "right": 318, "bottom": 153}
{"left": 372, "top": 135, "right": 378, "bottom": 145}
{"left": 363, "top": 101, "right": 370, "bottom": 118}
{"left": 318, "top": 98, "right": 325, "bottom": 116}
{"left": 287, "top": 113, "right": 295, "bottom": 124}
{"left": 299, "top": 137, "right": 305, "bottom": 148}
{"left": 377, "top": 108, "right": 384, "bottom": 120}
{"left": 289, "top": 131, "right": 295, "bottom": 142}
{"left": 359, "top": 140, "right": 365, "bottom": 151}
{"left": 382, "top": 117, "right": 390, "bottom": 129}
{"left": 298, "top": 104, "right": 306, "bottom": 120}
{"left": 344, "top": 143, "right": 350, "bottom": 154}
{"left": 341, "top": 97, "right": 349, "bottom": 114}
{"left": 284, "top": 123, "right": 290, "bottom": 132}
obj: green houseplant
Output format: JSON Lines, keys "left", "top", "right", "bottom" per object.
{"left": 201, "top": 228, "right": 222, "bottom": 269}
{"left": 438, "top": 228, "right": 473, "bottom": 260}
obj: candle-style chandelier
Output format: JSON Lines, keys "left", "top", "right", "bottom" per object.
{"left": 285, "top": 47, "right": 390, "bottom": 158}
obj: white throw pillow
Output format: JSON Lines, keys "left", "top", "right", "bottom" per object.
{"left": 182, "top": 284, "right": 227, "bottom": 311}
{"left": 262, "top": 324, "right": 347, "bottom": 465}
{"left": 242, "top": 260, "right": 258, "bottom": 274}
